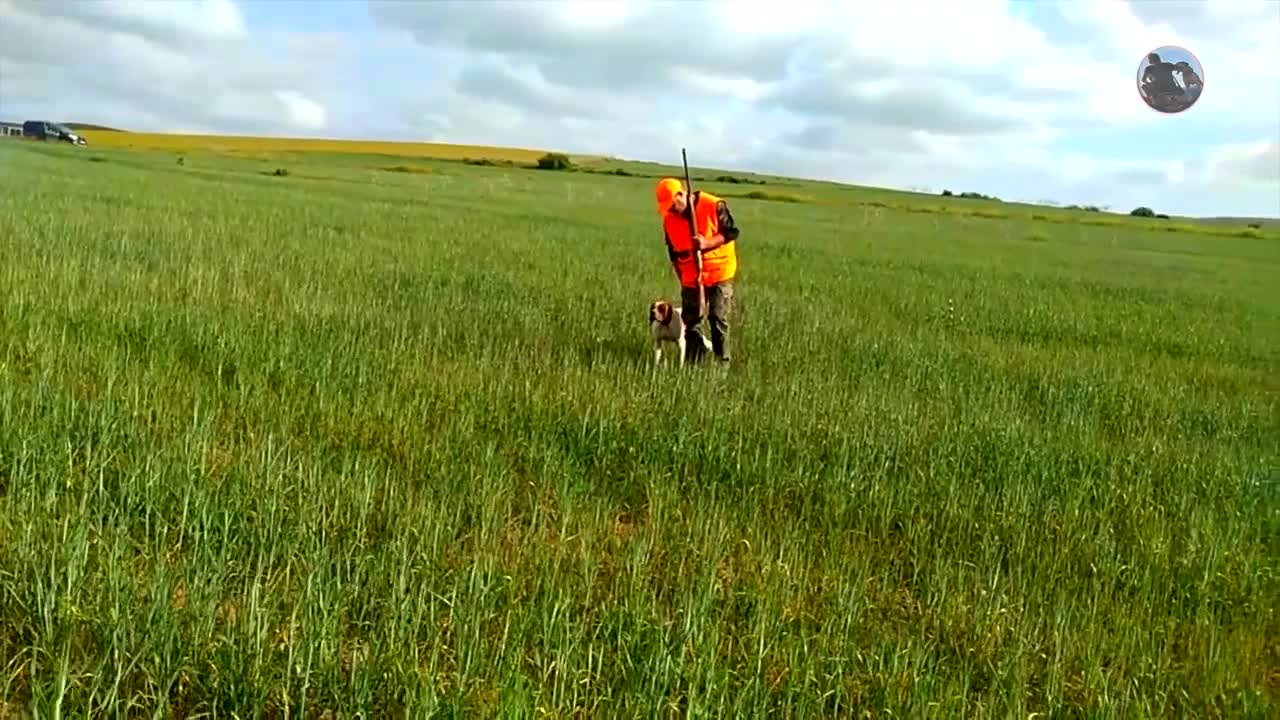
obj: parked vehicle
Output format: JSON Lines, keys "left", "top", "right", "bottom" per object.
{"left": 22, "top": 121, "right": 87, "bottom": 146}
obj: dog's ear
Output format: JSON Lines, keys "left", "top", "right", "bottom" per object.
{"left": 660, "top": 302, "right": 672, "bottom": 324}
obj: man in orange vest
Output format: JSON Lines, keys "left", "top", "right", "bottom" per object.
{"left": 655, "top": 177, "right": 740, "bottom": 367}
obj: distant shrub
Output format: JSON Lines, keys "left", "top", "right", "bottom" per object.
{"left": 957, "top": 191, "right": 1002, "bottom": 201}
{"left": 967, "top": 209, "right": 1007, "bottom": 220}
{"left": 715, "top": 174, "right": 765, "bottom": 185}
{"left": 271, "top": 167, "right": 290, "bottom": 177}
{"left": 536, "top": 152, "right": 573, "bottom": 170}
{"left": 88, "top": 156, "right": 106, "bottom": 163}
{"left": 736, "top": 189, "right": 809, "bottom": 203}
{"left": 1247, "top": 221, "right": 1262, "bottom": 229}
{"left": 463, "top": 157, "right": 514, "bottom": 167}
{"left": 1026, "top": 232, "right": 1049, "bottom": 243}
{"left": 1155, "top": 213, "right": 1170, "bottom": 219}
{"left": 1130, "top": 206, "right": 1155, "bottom": 217}
{"left": 580, "top": 167, "right": 635, "bottom": 177}
{"left": 943, "top": 189, "right": 1001, "bottom": 201}
{"left": 381, "top": 165, "right": 431, "bottom": 175}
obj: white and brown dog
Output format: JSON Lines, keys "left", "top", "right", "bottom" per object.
{"left": 648, "top": 299, "right": 711, "bottom": 366}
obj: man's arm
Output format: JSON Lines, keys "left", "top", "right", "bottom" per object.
{"left": 696, "top": 200, "right": 740, "bottom": 251}
{"left": 662, "top": 230, "right": 686, "bottom": 283}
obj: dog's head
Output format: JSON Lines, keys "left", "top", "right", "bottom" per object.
{"left": 649, "top": 300, "right": 674, "bottom": 325}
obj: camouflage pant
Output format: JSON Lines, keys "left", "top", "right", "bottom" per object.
{"left": 680, "top": 280, "right": 733, "bottom": 365}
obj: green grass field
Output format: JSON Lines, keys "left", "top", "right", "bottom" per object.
{"left": 1, "top": 139, "right": 1277, "bottom": 717}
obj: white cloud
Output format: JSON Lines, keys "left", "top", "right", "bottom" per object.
{"left": 0, "top": 0, "right": 333, "bottom": 135}
{"left": 543, "top": 0, "right": 641, "bottom": 31}
{"left": 1, "top": 0, "right": 1276, "bottom": 217}
{"left": 1062, "top": 0, "right": 1279, "bottom": 122}
{"left": 39, "top": 0, "right": 248, "bottom": 45}
{"left": 275, "top": 91, "right": 327, "bottom": 131}
{"left": 1204, "top": 140, "right": 1280, "bottom": 186}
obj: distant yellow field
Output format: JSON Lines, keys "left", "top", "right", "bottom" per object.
{"left": 77, "top": 130, "right": 565, "bottom": 164}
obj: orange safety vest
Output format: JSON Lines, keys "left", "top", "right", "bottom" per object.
{"left": 663, "top": 190, "right": 737, "bottom": 288}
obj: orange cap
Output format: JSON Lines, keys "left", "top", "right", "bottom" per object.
{"left": 655, "top": 177, "right": 683, "bottom": 215}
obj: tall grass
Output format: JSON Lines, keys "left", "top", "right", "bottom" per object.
{"left": 0, "top": 142, "right": 1276, "bottom": 717}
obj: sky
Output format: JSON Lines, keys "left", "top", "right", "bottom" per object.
{"left": 1, "top": 0, "right": 1276, "bottom": 218}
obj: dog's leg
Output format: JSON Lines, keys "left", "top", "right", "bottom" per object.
{"left": 654, "top": 339, "right": 663, "bottom": 366}
{"left": 677, "top": 336, "right": 686, "bottom": 366}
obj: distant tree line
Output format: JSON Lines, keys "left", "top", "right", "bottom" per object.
{"left": 940, "top": 189, "right": 1002, "bottom": 201}
{"left": 939, "top": 188, "right": 1188, "bottom": 220}
{"left": 1129, "top": 207, "right": 1170, "bottom": 219}
{"left": 536, "top": 152, "right": 573, "bottom": 170}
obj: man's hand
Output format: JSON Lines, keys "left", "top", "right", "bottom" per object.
{"left": 693, "top": 233, "right": 725, "bottom": 252}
